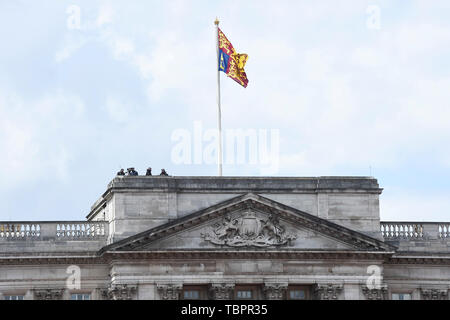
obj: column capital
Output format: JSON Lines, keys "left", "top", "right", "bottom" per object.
{"left": 209, "top": 283, "right": 235, "bottom": 300}
{"left": 156, "top": 283, "right": 182, "bottom": 300}
{"left": 361, "top": 284, "right": 388, "bottom": 300}
{"left": 420, "top": 288, "right": 448, "bottom": 300}
{"left": 102, "top": 284, "right": 137, "bottom": 300}
{"left": 314, "top": 284, "right": 343, "bottom": 300}
{"left": 263, "top": 283, "right": 288, "bottom": 300}
{"left": 33, "top": 289, "right": 64, "bottom": 300}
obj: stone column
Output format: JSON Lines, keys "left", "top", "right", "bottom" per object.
{"left": 102, "top": 284, "right": 137, "bottom": 300}
{"left": 361, "top": 284, "right": 388, "bottom": 300}
{"left": 314, "top": 284, "right": 343, "bottom": 300}
{"left": 263, "top": 283, "right": 288, "bottom": 300}
{"left": 156, "top": 283, "right": 182, "bottom": 300}
{"left": 33, "top": 289, "right": 64, "bottom": 300}
{"left": 209, "top": 283, "right": 235, "bottom": 300}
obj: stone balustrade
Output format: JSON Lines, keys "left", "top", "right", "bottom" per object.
{"left": 1, "top": 220, "right": 448, "bottom": 245}
{"left": 380, "top": 222, "right": 424, "bottom": 239}
{"left": 0, "top": 221, "right": 108, "bottom": 241}
{"left": 439, "top": 224, "right": 450, "bottom": 238}
{"left": 380, "top": 222, "right": 450, "bottom": 240}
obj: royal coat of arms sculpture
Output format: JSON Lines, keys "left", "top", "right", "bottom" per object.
{"left": 201, "top": 211, "right": 296, "bottom": 247}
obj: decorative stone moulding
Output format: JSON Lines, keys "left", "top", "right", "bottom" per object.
{"left": 156, "top": 283, "right": 182, "bottom": 300}
{"left": 420, "top": 288, "right": 448, "bottom": 300}
{"left": 361, "top": 284, "right": 388, "bottom": 300}
{"left": 208, "top": 283, "right": 235, "bottom": 300}
{"left": 102, "top": 284, "right": 137, "bottom": 300}
{"left": 314, "top": 284, "right": 343, "bottom": 300}
{"left": 263, "top": 283, "right": 288, "bottom": 300}
{"left": 33, "top": 289, "right": 64, "bottom": 300}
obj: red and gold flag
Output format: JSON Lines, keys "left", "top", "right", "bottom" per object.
{"left": 218, "top": 28, "right": 249, "bottom": 88}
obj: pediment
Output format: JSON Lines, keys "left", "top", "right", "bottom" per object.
{"left": 100, "top": 193, "right": 393, "bottom": 253}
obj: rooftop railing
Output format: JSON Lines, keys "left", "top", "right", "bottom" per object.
{"left": 0, "top": 221, "right": 108, "bottom": 241}
{"left": 380, "top": 222, "right": 450, "bottom": 240}
{"left": 1, "top": 220, "right": 448, "bottom": 242}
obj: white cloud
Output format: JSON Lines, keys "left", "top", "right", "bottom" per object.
{"left": 55, "top": 34, "right": 89, "bottom": 63}
{"left": 97, "top": 3, "right": 115, "bottom": 27}
{"left": 381, "top": 191, "right": 450, "bottom": 222}
{"left": 104, "top": 96, "right": 132, "bottom": 123}
{"left": 111, "top": 37, "right": 135, "bottom": 59}
{"left": 58, "top": 1, "right": 450, "bottom": 175}
{"left": 0, "top": 90, "right": 85, "bottom": 189}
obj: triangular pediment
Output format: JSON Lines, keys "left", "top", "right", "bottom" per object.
{"left": 99, "top": 193, "right": 393, "bottom": 253}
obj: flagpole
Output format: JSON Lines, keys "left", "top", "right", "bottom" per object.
{"left": 215, "top": 18, "right": 223, "bottom": 176}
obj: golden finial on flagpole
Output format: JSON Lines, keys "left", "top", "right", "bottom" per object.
{"left": 214, "top": 17, "right": 219, "bottom": 25}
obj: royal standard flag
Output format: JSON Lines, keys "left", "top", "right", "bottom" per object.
{"left": 218, "top": 28, "right": 249, "bottom": 88}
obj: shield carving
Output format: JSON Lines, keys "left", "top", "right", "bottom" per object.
{"left": 239, "top": 213, "right": 261, "bottom": 239}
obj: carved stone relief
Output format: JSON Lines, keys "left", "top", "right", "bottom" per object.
{"left": 157, "top": 283, "right": 182, "bottom": 300}
{"left": 263, "top": 283, "right": 288, "bottom": 300}
{"left": 101, "top": 284, "right": 137, "bottom": 300}
{"left": 208, "top": 283, "right": 235, "bottom": 300}
{"left": 361, "top": 284, "right": 388, "bottom": 300}
{"left": 314, "top": 284, "right": 343, "bottom": 300}
{"left": 201, "top": 210, "right": 296, "bottom": 247}
{"left": 33, "top": 289, "right": 64, "bottom": 300}
{"left": 421, "top": 289, "right": 448, "bottom": 300}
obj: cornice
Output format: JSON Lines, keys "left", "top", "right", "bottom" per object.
{"left": 3, "top": 250, "right": 449, "bottom": 266}
{"left": 0, "top": 255, "right": 106, "bottom": 266}
{"left": 101, "top": 249, "right": 394, "bottom": 262}
{"left": 385, "top": 255, "right": 450, "bottom": 265}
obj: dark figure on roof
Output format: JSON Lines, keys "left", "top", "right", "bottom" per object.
{"left": 127, "top": 168, "right": 139, "bottom": 176}
{"left": 146, "top": 167, "right": 152, "bottom": 176}
{"left": 160, "top": 169, "right": 169, "bottom": 176}
{"left": 117, "top": 169, "right": 125, "bottom": 176}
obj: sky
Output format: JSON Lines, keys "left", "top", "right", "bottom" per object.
{"left": 0, "top": 1, "right": 450, "bottom": 222}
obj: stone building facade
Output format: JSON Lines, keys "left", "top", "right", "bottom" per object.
{"left": 0, "top": 176, "right": 449, "bottom": 300}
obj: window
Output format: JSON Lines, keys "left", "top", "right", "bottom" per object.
{"left": 289, "top": 290, "right": 306, "bottom": 300}
{"left": 288, "top": 286, "right": 311, "bottom": 300}
{"left": 234, "top": 286, "right": 260, "bottom": 300}
{"left": 4, "top": 295, "right": 24, "bottom": 300}
{"left": 182, "top": 286, "right": 207, "bottom": 300}
{"left": 71, "top": 293, "right": 91, "bottom": 300}
{"left": 392, "top": 293, "right": 411, "bottom": 300}
{"left": 236, "top": 290, "right": 252, "bottom": 299}
{"left": 234, "top": 285, "right": 261, "bottom": 300}
{"left": 183, "top": 290, "right": 200, "bottom": 300}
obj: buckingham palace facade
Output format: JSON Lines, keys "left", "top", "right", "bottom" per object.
{"left": 1, "top": 176, "right": 449, "bottom": 300}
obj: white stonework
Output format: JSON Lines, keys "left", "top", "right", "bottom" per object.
{"left": 0, "top": 176, "right": 449, "bottom": 300}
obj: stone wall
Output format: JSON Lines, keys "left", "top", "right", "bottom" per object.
{"left": 87, "top": 176, "right": 383, "bottom": 242}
